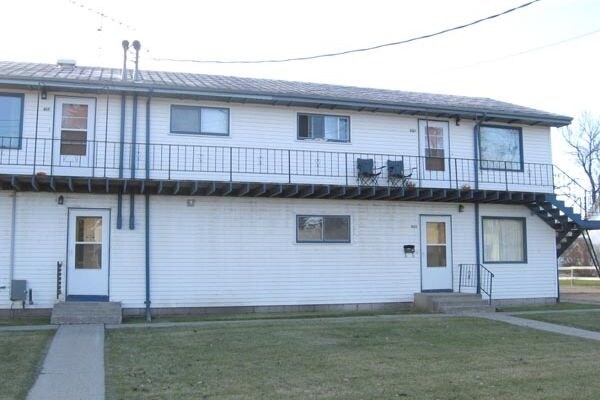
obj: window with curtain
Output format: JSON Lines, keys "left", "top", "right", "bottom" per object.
{"left": 479, "top": 125, "right": 523, "bottom": 170}
{"left": 482, "top": 217, "right": 526, "bottom": 263}
{"left": 170, "top": 105, "right": 229, "bottom": 135}
{"left": 297, "top": 215, "right": 350, "bottom": 243}
{"left": 60, "top": 103, "right": 89, "bottom": 156}
{"left": 298, "top": 114, "right": 350, "bottom": 142}
{"left": 0, "top": 94, "right": 23, "bottom": 149}
{"left": 424, "top": 126, "right": 445, "bottom": 171}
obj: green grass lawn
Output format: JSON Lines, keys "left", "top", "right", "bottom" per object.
{"left": 559, "top": 278, "right": 600, "bottom": 287}
{"left": 106, "top": 316, "right": 600, "bottom": 400}
{"left": 0, "top": 331, "right": 53, "bottom": 400}
{"left": 497, "top": 302, "right": 600, "bottom": 312}
{"left": 0, "top": 317, "right": 50, "bottom": 326}
{"left": 519, "top": 311, "right": 600, "bottom": 332}
{"left": 123, "top": 309, "right": 413, "bottom": 324}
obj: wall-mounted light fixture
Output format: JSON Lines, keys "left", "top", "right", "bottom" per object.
{"left": 41, "top": 88, "right": 47, "bottom": 100}
{"left": 458, "top": 204, "right": 465, "bottom": 213}
{"left": 186, "top": 199, "right": 195, "bottom": 207}
{"left": 57, "top": 195, "right": 64, "bottom": 205}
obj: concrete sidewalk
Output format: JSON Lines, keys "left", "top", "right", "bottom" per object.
{"left": 471, "top": 312, "right": 600, "bottom": 342}
{"left": 27, "top": 324, "right": 105, "bottom": 400}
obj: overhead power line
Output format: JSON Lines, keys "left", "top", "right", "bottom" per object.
{"left": 453, "top": 26, "right": 600, "bottom": 69}
{"left": 154, "top": 0, "right": 542, "bottom": 64}
{"left": 67, "top": 0, "right": 137, "bottom": 31}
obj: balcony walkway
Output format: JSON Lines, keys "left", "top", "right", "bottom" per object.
{"left": 0, "top": 139, "right": 590, "bottom": 213}
{"left": 0, "top": 173, "right": 549, "bottom": 206}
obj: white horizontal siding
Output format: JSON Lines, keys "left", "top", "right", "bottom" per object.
{"left": 0, "top": 192, "right": 13, "bottom": 308}
{"left": 0, "top": 192, "right": 558, "bottom": 309}
{"left": 0, "top": 89, "right": 554, "bottom": 192}
{"left": 0, "top": 192, "right": 145, "bottom": 309}
{"left": 478, "top": 204, "right": 558, "bottom": 300}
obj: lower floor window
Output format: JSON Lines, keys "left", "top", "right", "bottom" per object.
{"left": 297, "top": 215, "right": 350, "bottom": 243}
{"left": 482, "top": 217, "right": 526, "bottom": 263}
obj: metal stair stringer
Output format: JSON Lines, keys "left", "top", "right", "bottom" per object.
{"left": 529, "top": 194, "right": 600, "bottom": 258}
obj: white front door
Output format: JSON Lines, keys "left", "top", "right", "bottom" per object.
{"left": 53, "top": 97, "right": 96, "bottom": 176}
{"left": 420, "top": 215, "right": 453, "bottom": 291}
{"left": 67, "top": 209, "right": 110, "bottom": 300}
{"left": 418, "top": 120, "right": 450, "bottom": 188}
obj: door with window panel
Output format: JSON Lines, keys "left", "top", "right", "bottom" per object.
{"left": 418, "top": 120, "right": 450, "bottom": 188}
{"left": 67, "top": 209, "right": 110, "bottom": 299}
{"left": 420, "top": 215, "right": 453, "bottom": 291}
{"left": 53, "top": 97, "right": 96, "bottom": 176}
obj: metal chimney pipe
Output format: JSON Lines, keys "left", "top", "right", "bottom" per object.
{"left": 121, "top": 40, "right": 130, "bottom": 81}
{"left": 132, "top": 40, "right": 141, "bottom": 82}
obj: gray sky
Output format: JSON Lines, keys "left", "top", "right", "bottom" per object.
{"left": 3, "top": 0, "right": 600, "bottom": 169}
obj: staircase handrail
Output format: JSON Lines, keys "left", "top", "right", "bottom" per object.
{"left": 553, "top": 165, "right": 594, "bottom": 219}
{"left": 458, "top": 263, "right": 494, "bottom": 305}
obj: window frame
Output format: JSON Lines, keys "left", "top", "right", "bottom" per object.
{"left": 296, "top": 215, "right": 351, "bottom": 243}
{"left": 297, "top": 113, "right": 351, "bottom": 143}
{"left": 170, "top": 104, "right": 230, "bottom": 136}
{"left": 481, "top": 216, "right": 527, "bottom": 264}
{"left": 0, "top": 92, "right": 24, "bottom": 150}
{"left": 478, "top": 124, "right": 524, "bottom": 172}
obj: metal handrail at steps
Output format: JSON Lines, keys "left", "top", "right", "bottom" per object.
{"left": 458, "top": 263, "right": 494, "bottom": 305}
{"left": 0, "top": 137, "right": 560, "bottom": 191}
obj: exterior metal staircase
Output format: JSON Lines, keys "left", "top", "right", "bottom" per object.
{"left": 582, "top": 230, "right": 600, "bottom": 277}
{"left": 527, "top": 193, "right": 600, "bottom": 257}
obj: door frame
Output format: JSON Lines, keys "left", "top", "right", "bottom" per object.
{"left": 417, "top": 119, "right": 451, "bottom": 188}
{"left": 51, "top": 95, "right": 98, "bottom": 176}
{"left": 65, "top": 207, "right": 111, "bottom": 301}
{"left": 419, "top": 214, "right": 454, "bottom": 292}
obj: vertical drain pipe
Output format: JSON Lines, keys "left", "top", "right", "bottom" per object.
{"left": 144, "top": 93, "right": 152, "bottom": 322}
{"left": 117, "top": 40, "right": 129, "bottom": 230}
{"left": 145, "top": 193, "right": 151, "bottom": 321}
{"left": 473, "top": 114, "right": 485, "bottom": 293}
{"left": 129, "top": 94, "right": 138, "bottom": 230}
{"left": 117, "top": 93, "right": 126, "bottom": 230}
{"left": 9, "top": 191, "right": 17, "bottom": 285}
{"left": 129, "top": 41, "right": 141, "bottom": 231}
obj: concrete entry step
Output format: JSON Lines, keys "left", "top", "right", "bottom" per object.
{"left": 51, "top": 301, "right": 122, "bottom": 324}
{"left": 414, "top": 292, "right": 495, "bottom": 314}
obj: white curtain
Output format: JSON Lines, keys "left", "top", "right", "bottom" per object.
{"left": 483, "top": 218, "right": 524, "bottom": 262}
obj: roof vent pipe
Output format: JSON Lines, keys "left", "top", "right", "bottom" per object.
{"left": 132, "top": 40, "right": 141, "bottom": 82}
{"left": 56, "top": 59, "right": 76, "bottom": 70}
{"left": 121, "top": 40, "right": 130, "bottom": 81}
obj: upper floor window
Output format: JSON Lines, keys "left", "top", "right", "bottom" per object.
{"left": 298, "top": 114, "right": 350, "bottom": 142}
{"left": 0, "top": 93, "right": 24, "bottom": 149}
{"left": 171, "top": 105, "right": 229, "bottom": 136}
{"left": 60, "top": 103, "right": 89, "bottom": 156}
{"left": 479, "top": 125, "right": 523, "bottom": 171}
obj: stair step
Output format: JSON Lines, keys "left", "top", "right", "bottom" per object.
{"left": 51, "top": 301, "right": 122, "bottom": 324}
{"left": 432, "top": 297, "right": 488, "bottom": 306}
{"left": 438, "top": 304, "right": 496, "bottom": 314}
{"left": 413, "top": 293, "right": 495, "bottom": 314}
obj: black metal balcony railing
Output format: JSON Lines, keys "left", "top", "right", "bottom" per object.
{"left": 0, "top": 137, "right": 591, "bottom": 214}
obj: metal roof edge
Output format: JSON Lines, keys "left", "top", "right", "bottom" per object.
{"left": 0, "top": 77, "right": 572, "bottom": 127}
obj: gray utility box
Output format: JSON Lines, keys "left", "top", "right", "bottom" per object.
{"left": 10, "top": 280, "right": 27, "bottom": 301}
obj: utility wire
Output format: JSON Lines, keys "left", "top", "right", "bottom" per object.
{"left": 154, "top": 0, "right": 542, "bottom": 64}
{"left": 67, "top": 0, "right": 154, "bottom": 60}
{"left": 451, "top": 26, "right": 600, "bottom": 69}
{"left": 67, "top": 0, "right": 137, "bottom": 31}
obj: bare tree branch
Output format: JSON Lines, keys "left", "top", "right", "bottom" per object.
{"left": 561, "top": 112, "right": 600, "bottom": 204}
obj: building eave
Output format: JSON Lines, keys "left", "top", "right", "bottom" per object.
{"left": 0, "top": 77, "right": 573, "bottom": 127}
